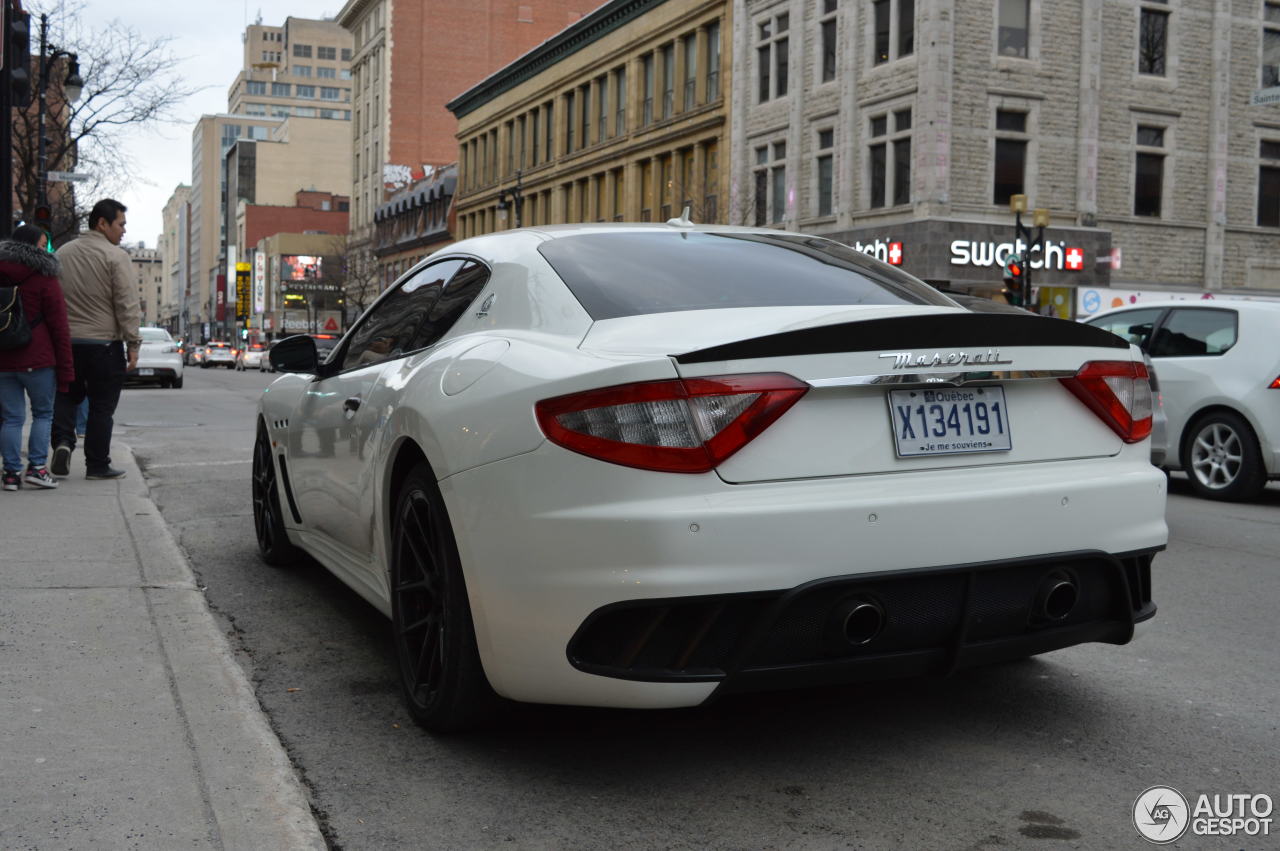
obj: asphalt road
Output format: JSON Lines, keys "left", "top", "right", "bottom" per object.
{"left": 118, "top": 366, "right": 1280, "bottom": 850}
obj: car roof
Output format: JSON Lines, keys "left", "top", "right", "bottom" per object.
{"left": 1087, "top": 299, "right": 1280, "bottom": 319}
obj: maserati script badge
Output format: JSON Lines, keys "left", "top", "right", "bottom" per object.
{"left": 879, "top": 350, "right": 1014, "bottom": 369}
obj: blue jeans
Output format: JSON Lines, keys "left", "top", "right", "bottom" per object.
{"left": 0, "top": 368, "right": 56, "bottom": 472}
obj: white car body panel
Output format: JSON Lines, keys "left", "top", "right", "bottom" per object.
{"left": 133, "top": 329, "right": 183, "bottom": 382}
{"left": 256, "top": 224, "right": 1169, "bottom": 712}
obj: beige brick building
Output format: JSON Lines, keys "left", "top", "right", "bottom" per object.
{"left": 730, "top": 0, "right": 1280, "bottom": 303}
{"left": 228, "top": 17, "right": 353, "bottom": 123}
{"left": 158, "top": 185, "right": 191, "bottom": 334}
{"left": 448, "top": 0, "right": 730, "bottom": 235}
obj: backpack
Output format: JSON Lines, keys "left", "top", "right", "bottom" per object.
{"left": 0, "top": 270, "right": 41, "bottom": 350}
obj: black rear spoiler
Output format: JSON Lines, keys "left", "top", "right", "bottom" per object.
{"left": 674, "top": 312, "right": 1127, "bottom": 365}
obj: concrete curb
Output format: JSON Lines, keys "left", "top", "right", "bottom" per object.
{"left": 115, "top": 443, "right": 326, "bottom": 850}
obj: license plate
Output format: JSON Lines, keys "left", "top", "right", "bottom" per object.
{"left": 888, "top": 386, "right": 1012, "bottom": 457}
{"left": 138, "top": 368, "right": 154, "bottom": 376}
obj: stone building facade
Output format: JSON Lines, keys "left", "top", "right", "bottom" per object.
{"left": 448, "top": 0, "right": 730, "bottom": 235}
{"left": 730, "top": 0, "right": 1280, "bottom": 301}
{"left": 228, "top": 17, "right": 354, "bottom": 123}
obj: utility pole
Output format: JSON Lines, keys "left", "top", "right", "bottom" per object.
{"left": 1007, "top": 194, "right": 1050, "bottom": 309}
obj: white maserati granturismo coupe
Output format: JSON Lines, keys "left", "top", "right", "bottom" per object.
{"left": 253, "top": 224, "right": 1168, "bottom": 732}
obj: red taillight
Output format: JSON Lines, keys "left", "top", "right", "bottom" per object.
{"left": 1059, "top": 360, "right": 1153, "bottom": 443}
{"left": 536, "top": 373, "right": 809, "bottom": 473}
{"left": 1270, "top": 375, "right": 1280, "bottom": 389}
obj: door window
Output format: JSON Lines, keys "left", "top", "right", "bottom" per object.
{"left": 341, "top": 259, "right": 465, "bottom": 371}
{"left": 1086, "top": 308, "right": 1164, "bottom": 350}
{"left": 1149, "top": 308, "right": 1237, "bottom": 357}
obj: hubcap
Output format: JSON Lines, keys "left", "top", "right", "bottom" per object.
{"left": 252, "top": 433, "right": 277, "bottom": 551}
{"left": 393, "top": 490, "right": 447, "bottom": 710}
{"left": 1190, "top": 423, "right": 1242, "bottom": 490}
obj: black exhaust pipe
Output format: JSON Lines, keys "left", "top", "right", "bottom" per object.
{"left": 1034, "top": 571, "right": 1079, "bottom": 622}
{"left": 832, "top": 597, "right": 885, "bottom": 646}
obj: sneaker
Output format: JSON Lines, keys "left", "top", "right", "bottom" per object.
{"left": 50, "top": 444, "right": 72, "bottom": 477}
{"left": 2, "top": 471, "right": 19, "bottom": 491}
{"left": 23, "top": 467, "right": 58, "bottom": 489}
{"left": 85, "top": 467, "right": 126, "bottom": 480}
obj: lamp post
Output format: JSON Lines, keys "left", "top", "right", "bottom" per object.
{"left": 496, "top": 170, "right": 525, "bottom": 229}
{"left": 35, "top": 13, "right": 83, "bottom": 236}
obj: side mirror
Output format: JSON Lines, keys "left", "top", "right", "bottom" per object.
{"left": 269, "top": 335, "right": 319, "bottom": 374}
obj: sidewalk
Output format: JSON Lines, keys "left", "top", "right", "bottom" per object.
{"left": 0, "top": 442, "right": 325, "bottom": 850}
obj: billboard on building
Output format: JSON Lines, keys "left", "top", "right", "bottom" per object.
{"left": 281, "top": 255, "right": 322, "bottom": 281}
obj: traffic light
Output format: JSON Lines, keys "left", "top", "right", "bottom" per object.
{"left": 33, "top": 204, "right": 51, "bottom": 231}
{"left": 1002, "top": 252, "right": 1026, "bottom": 306}
{"left": 7, "top": 10, "right": 32, "bottom": 107}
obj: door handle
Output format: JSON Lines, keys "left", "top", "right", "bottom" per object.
{"left": 343, "top": 396, "right": 362, "bottom": 414}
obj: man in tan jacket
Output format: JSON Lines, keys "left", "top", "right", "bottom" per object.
{"left": 49, "top": 199, "right": 141, "bottom": 480}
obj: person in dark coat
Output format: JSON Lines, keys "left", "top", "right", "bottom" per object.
{"left": 0, "top": 225, "right": 74, "bottom": 490}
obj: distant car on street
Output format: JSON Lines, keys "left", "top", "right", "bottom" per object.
{"left": 253, "top": 224, "right": 1167, "bottom": 732}
{"left": 201, "top": 341, "right": 235, "bottom": 369}
{"left": 1084, "top": 299, "right": 1280, "bottom": 500}
{"left": 127, "top": 327, "right": 184, "bottom": 389}
{"left": 236, "top": 342, "right": 266, "bottom": 371}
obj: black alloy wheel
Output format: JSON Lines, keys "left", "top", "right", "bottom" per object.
{"left": 1184, "top": 410, "right": 1267, "bottom": 501}
{"left": 391, "top": 464, "right": 498, "bottom": 732}
{"left": 252, "top": 421, "right": 303, "bottom": 565}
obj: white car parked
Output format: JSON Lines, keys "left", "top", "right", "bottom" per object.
{"left": 128, "top": 327, "right": 183, "bottom": 388}
{"left": 253, "top": 224, "right": 1167, "bottom": 731}
{"left": 1085, "top": 300, "right": 1280, "bottom": 500}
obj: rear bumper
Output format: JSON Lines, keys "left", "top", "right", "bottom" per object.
{"left": 443, "top": 444, "right": 1168, "bottom": 708}
{"left": 127, "top": 364, "right": 180, "bottom": 382}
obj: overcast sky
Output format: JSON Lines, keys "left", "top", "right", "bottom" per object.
{"left": 70, "top": 1, "right": 339, "bottom": 246}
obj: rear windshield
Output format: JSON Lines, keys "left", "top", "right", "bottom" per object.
{"left": 139, "top": 328, "right": 170, "bottom": 342}
{"left": 537, "top": 231, "right": 957, "bottom": 320}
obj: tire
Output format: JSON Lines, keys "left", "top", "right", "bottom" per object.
{"left": 252, "top": 421, "right": 304, "bottom": 565}
{"left": 173, "top": 375, "right": 183, "bottom": 389}
{"left": 391, "top": 464, "right": 499, "bottom": 732}
{"left": 1184, "top": 411, "right": 1267, "bottom": 501}
{"left": 201, "top": 363, "right": 208, "bottom": 369}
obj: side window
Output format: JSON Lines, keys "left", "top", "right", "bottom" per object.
{"left": 341, "top": 259, "right": 465, "bottom": 371}
{"left": 1087, "top": 308, "right": 1164, "bottom": 350}
{"left": 1149, "top": 308, "right": 1237, "bottom": 357}
{"left": 410, "top": 261, "right": 491, "bottom": 350}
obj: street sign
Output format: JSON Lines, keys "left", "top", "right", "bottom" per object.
{"left": 46, "top": 171, "right": 92, "bottom": 182}
{"left": 1251, "top": 87, "right": 1280, "bottom": 107}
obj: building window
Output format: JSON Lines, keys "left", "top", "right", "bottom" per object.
{"left": 659, "top": 155, "right": 673, "bottom": 220}
{"left": 640, "top": 160, "right": 653, "bottom": 220}
{"left": 998, "top": 0, "right": 1029, "bottom": 58}
{"left": 757, "top": 13, "right": 789, "bottom": 102}
{"left": 245, "top": 102, "right": 266, "bottom": 115}
{"left": 271, "top": 82, "right": 291, "bottom": 96}
{"left": 683, "top": 34, "right": 697, "bottom": 111}
{"left": 506, "top": 121, "right": 515, "bottom": 175}
{"left": 565, "top": 90, "right": 575, "bottom": 152}
{"left": 1259, "top": 141, "right": 1280, "bottom": 227}
{"left": 296, "top": 85, "right": 315, "bottom": 98}
{"left": 1139, "top": 1, "right": 1169, "bottom": 75}
{"left": 246, "top": 80, "right": 266, "bottom": 95}
{"left": 874, "top": 0, "right": 914, "bottom": 64}
{"left": 993, "top": 108, "right": 1028, "bottom": 205}
{"left": 615, "top": 66, "right": 627, "bottom": 134}
{"left": 816, "top": 128, "right": 835, "bottom": 216}
{"left": 820, "top": 0, "right": 838, "bottom": 83}
{"left": 753, "top": 141, "right": 788, "bottom": 225}
{"left": 704, "top": 140, "right": 720, "bottom": 221}
{"left": 1264, "top": 2, "right": 1280, "bottom": 86}
{"left": 662, "top": 43, "right": 675, "bottom": 119}
{"left": 317, "top": 66, "right": 337, "bottom": 79}
{"left": 317, "top": 46, "right": 337, "bottom": 60}
{"left": 531, "top": 109, "right": 540, "bottom": 163}
{"left": 1134, "top": 125, "right": 1165, "bottom": 217}
{"left": 292, "top": 43, "right": 312, "bottom": 58}
{"left": 320, "top": 87, "right": 340, "bottom": 101}
{"left": 293, "top": 65, "right": 312, "bottom": 77}
{"left": 545, "top": 101, "right": 554, "bottom": 160}
{"left": 706, "top": 21, "right": 721, "bottom": 101}
{"left": 869, "top": 109, "right": 911, "bottom": 208}
{"left": 341, "top": 48, "right": 352, "bottom": 61}
{"left": 518, "top": 115, "right": 527, "bottom": 169}
{"left": 642, "top": 54, "right": 655, "bottom": 125}
{"left": 581, "top": 83, "right": 592, "bottom": 146}
{"left": 597, "top": 75, "right": 609, "bottom": 140}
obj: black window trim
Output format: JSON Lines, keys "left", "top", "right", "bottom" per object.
{"left": 323, "top": 253, "right": 491, "bottom": 378}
